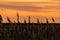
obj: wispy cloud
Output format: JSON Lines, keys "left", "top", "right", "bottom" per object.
{"left": 0, "top": 2, "right": 60, "bottom": 12}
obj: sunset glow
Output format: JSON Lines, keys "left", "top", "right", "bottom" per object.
{"left": 0, "top": 0, "right": 60, "bottom": 23}
{"left": 0, "top": 0, "right": 52, "bottom": 2}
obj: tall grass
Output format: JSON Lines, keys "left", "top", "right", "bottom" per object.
{"left": 6, "top": 16, "right": 12, "bottom": 23}
{"left": 17, "top": 12, "right": 20, "bottom": 23}
{"left": 37, "top": 18, "right": 40, "bottom": 24}
{"left": 28, "top": 16, "right": 30, "bottom": 23}
{"left": 51, "top": 17, "right": 55, "bottom": 23}
{"left": 24, "top": 19, "right": 26, "bottom": 23}
{"left": 0, "top": 13, "right": 60, "bottom": 40}
{"left": 0, "top": 15, "right": 3, "bottom": 23}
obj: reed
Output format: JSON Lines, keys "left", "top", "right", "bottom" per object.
{"left": 28, "top": 16, "right": 30, "bottom": 23}
{"left": 17, "top": 12, "right": 20, "bottom": 23}
{"left": 6, "top": 16, "right": 12, "bottom": 23}
{"left": 0, "top": 15, "right": 3, "bottom": 23}
{"left": 51, "top": 17, "right": 55, "bottom": 23}
{"left": 0, "top": 13, "right": 60, "bottom": 40}
{"left": 37, "top": 18, "right": 40, "bottom": 24}
{"left": 46, "top": 18, "right": 48, "bottom": 23}
{"left": 24, "top": 19, "right": 26, "bottom": 23}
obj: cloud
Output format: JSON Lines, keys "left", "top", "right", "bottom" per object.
{"left": 0, "top": 3, "right": 60, "bottom": 12}
{"left": 0, "top": 4, "right": 43, "bottom": 12}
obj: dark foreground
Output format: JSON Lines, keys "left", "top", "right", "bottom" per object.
{"left": 0, "top": 23, "right": 60, "bottom": 40}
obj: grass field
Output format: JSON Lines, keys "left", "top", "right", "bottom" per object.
{"left": 0, "top": 23, "right": 60, "bottom": 40}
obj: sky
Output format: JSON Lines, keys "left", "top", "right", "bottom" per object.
{"left": 0, "top": 0, "right": 60, "bottom": 2}
{"left": 0, "top": 0, "right": 60, "bottom": 23}
{"left": 0, "top": 0, "right": 52, "bottom": 2}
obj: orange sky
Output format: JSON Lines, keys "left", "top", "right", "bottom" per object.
{"left": 0, "top": 0, "right": 60, "bottom": 23}
{"left": 0, "top": 0, "right": 52, "bottom": 2}
{"left": 0, "top": 0, "right": 60, "bottom": 2}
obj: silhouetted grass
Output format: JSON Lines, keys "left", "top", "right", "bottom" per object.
{"left": 0, "top": 23, "right": 60, "bottom": 40}
{"left": 0, "top": 13, "right": 60, "bottom": 40}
